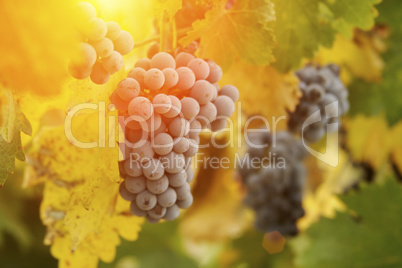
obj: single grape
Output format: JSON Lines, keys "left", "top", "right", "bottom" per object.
{"left": 160, "top": 152, "right": 186, "bottom": 173}
{"left": 142, "top": 159, "right": 165, "bottom": 180}
{"left": 168, "top": 117, "right": 190, "bottom": 138}
{"left": 163, "top": 96, "right": 182, "bottom": 118}
{"left": 214, "top": 95, "right": 235, "bottom": 117}
{"left": 135, "top": 58, "right": 151, "bottom": 71}
{"left": 126, "top": 129, "right": 145, "bottom": 144}
{"left": 175, "top": 183, "right": 191, "bottom": 200}
{"left": 175, "top": 52, "right": 195, "bottom": 68}
{"left": 144, "top": 68, "right": 165, "bottom": 90}
{"left": 152, "top": 121, "right": 167, "bottom": 137}
{"left": 150, "top": 52, "right": 176, "bottom": 70}
{"left": 113, "top": 30, "right": 134, "bottom": 55}
{"left": 68, "top": 62, "right": 92, "bottom": 79}
{"left": 210, "top": 118, "right": 228, "bottom": 132}
{"left": 71, "top": 42, "right": 97, "bottom": 68}
{"left": 188, "top": 120, "right": 202, "bottom": 139}
{"left": 206, "top": 59, "right": 223, "bottom": 84}
{"left": 152, "top": 133, "right": 174, "bottom": 156}
{"left": 106, "top": 21, "right": 121, "bottom": 40}
{"left": 197, "top": 102, "right": 217, "bottom": 128}
{"left": 163, "top": 204, "right": 180, "bottom": 220}
{"left": 162, "top": 68, "right": 179, "bottom": 89}
{"left": 130, "top": 200, "right": 147, "bottom": 217}
{"left": 124, "top": 115, "right": 142, "bottom": 130}
{"left": 176, "top": 67, "right": 196, "bottom": 91}
{"left": 183, "top": 139, "right": 198, "bottom": 158}
{"left": 219, "top": 85, "right": 239, "bottom": 102}
{"left": 102, "top": 51, "right": 123, "bottom": 74}
{"left": 147, "top": 43, "right": 160, "bottom": 59}
{"left": 127, "top": 67, "right": 146, "bottom": 88}
{"left": 187, "top": 58, "right": 210, "bottom": 80}
{"left": 152, "top": 94, "right": 172, "bottom": 114}
{"left": 125, "top": 175, "right": 147, "bottom": 194}
{"left": 116, "top": 78, "right": 140, "bottom": 101}
{"left": 90, "top": 62, "right": 110, "bottom": 84}
{"left": 128, "top": 96, "right": 154, "bottom": 120}
{"left": 186, "top": 166, "right": 194, "bottom": 183}
{"left": 91, "top": 37, "right": 114, "bottom": 58}
{"left": 190, "top": 80, "right": 215, "bottom": 105}
{"left": 119, "top": 182, "right": 136, "bottom": 201}
{"left": 86, "top": 18, "right": 107, "bottom": 41}
{"left": 167, "top": 170, "right": 187, "bottom": 187}
{"left": 123, "top": 159, "right": 143, "bottom": 177}
{"left": 180, "top": 97, "right": 200, "bottom": 120}
{"left": 131, "top": 140, "right": 155, "bottom": 162}
{"left": 177, "top": 194, "right": 193, "bottom": 209}
{"left": 75, "top": 2, "right": 96, "bottom": 22}
{"left": 146, "top": 175, "right": 169, "bottom": 194}
{"left": 157, "top": 187, "right": 177, "bottom": 207}
{"left": 173, "top": 137, "right": 190, "bottom": 154}
{"left": 148, "top": 204, "right": 167, "bottom": 219}
{"left": 136, "top": 190, "right": 157, "bottom": 211}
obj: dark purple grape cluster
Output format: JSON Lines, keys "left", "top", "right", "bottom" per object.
{"left": 288, "top": 64, "right": 349, "bottom": 142}
{"left": 239, "top": 130, "right": 307, "bottom": 236}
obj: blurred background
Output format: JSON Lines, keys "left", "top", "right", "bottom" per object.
{"left": 0, "top": 0, "right": 401, "bottom": 267}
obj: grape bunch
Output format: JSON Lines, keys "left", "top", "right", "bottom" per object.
{"left": 238, "top": 130, "right": 307, "bottom": 236}
{"left": 288, "top": 64, "right": 349, "bottom": 142}
{"left": 112, "top": 49, "right": 239, "bottom": 223}
{"left": 68, "top": 2, "right": 134, "bottom": 84}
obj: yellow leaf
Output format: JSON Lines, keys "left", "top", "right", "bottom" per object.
{"left": 0, "top": 0, "right": 80, "bottom": 96}
{"left": 390, "top": 121, "right": 402, "bottom": 176}
{"left": 25, "top": 107, "right": 143, "bottom": 267}
{"left": 344, "top": 115, "right": 390, "bottom": 169}
{"left": 220, "top": 63, "right": 301, "bottom": 130}
{"left": 315, "top": 30, "right": 387, "bottom": 84}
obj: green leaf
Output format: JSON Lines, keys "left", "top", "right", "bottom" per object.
{"left": 180, "top": 0, "right": 276, "bottom": 69}
{"left": 348, "top": 0, "right": 402, "bottom": 125}
{"left": 272, "top": 0, "right": 381, "bottom": 72}
{"left": 0, "top": 88, "right": 32, "bottom": 187}
{"left": 290, "top": 178, "right": 402, "bottom": 268}
{"left": 327, "top": 0, "right": 382, "bottom": 37}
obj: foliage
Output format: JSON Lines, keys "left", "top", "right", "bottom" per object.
{"left": 291, "top": 178, "right": 402, "bottom": 268}
{"left": 180, "top": 0, "right": 276, "bottom": 69}
{"left": 0, "top": 88, "right": 32, "bottom": 187}
{"left": 272, "top": 0, "right": 381, "bottom": 72}
{"left": 348, "top": 0, "right": 402, "bottom": 125}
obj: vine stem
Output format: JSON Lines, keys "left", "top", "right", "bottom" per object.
{"left": 134, "top": 27, "right": 192, "bottom": 49}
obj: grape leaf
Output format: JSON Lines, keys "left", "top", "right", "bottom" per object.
{"left": 316, "top": 31, "right": 386, "bottom": 84}
{"left": 390, "top": 121, "right": 402, "bottom": 178}
{"left": 180, "top": 0, "right": 276, "bottom": 69}
{"left": 0, "top": 89, "right": 32, "bottom": 187}
{"left": 0, "top": 0, "right": 80, "bottom": 96}
{"left": 344, "top": 115, "right": 391, "bottom": 169}
{"left": 348, "top": 0, "right": 402, "bottom": 125}
{"left": 25, "top": 109, "right": 143, "bottom": 267}
{"left": 326, "top": 0, "right": 381, "bottom": 37}
{"left": 220, "top": 63, "right": 301, "bottom": 130}
{"left": 272, "top": 0, "right": 381, "bottom": 72}
{"left": 290, "top": 178, "right": 402, "bottom": 268}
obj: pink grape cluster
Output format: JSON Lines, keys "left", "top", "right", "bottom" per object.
{"left": 112, "top": 49, "right": 239, "bottom": 223}
{"left": 68, "top": 2, "right": 134, "bottom": 84}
